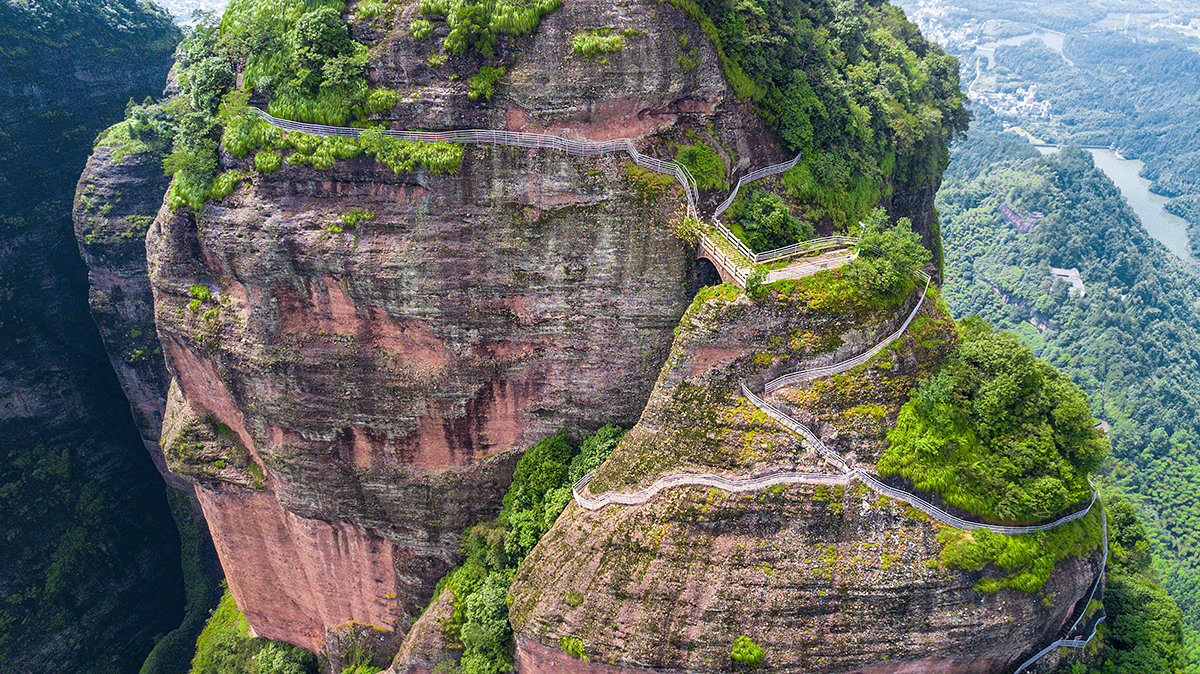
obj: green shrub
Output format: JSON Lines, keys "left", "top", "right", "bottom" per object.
{"left": 843, "top": 208, "right": 929, "bottom": 302}
{"left": 730, "top": 636, "right": 764, "bottom": 667}
{"left": 354, "top": 0, "right": 388, "bottom": 19}
{"left": 571, "top": 30, "right": 622, "bottom": 61}
{"left": 467, "top": 65, "right": 505, "bottom": 101}
{"left": 745, "top": 266, "right": 768, "bottom": 300}
{"left": 490, "top": 0, "right": 560, "bottom": 34}
{"left": 358, "top": 127, "right": 463, "bottom": 174}
{"left": 188, "top": 284, "right": 212, "bottom": 313}
{"left": 409, "top": 18, "right": 433, "bottom": 38}
{"left": 673, "top": 140, "right": 726, "bottom": 191}
{"left": 221, "top": 115, "right": 265, "bottom": 158}
{"left": 560, "top": 636, "right": 587, "bottom": 660}
{"left": 730, "top": 190, "right": 810, "bottom": 252}
{"left": 366, "top": 88, "right": 402, "bottom": 114}
{"left": 444, "top": 2, "right": 497, "bottom": 57}
{"left": 879, "top": 318, "right": 1109, "bottom": 521}
{"left": 418, "top": 0, "right": 457, "bottom": 16}
{"left": 255, "top": 150, "right": 283, "bottom": 173}
{"left": 339, "top": 208, "right": 375, "bottom": 228}
{"left": 209, "top": 171, "right": 245, "bottom": 200}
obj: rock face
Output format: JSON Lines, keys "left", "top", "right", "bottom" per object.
{"left": 115, "top": 0, "right": 963, "bottom": 660}
{"left": 0, "top": 3, "right": 184, "bottom": 672}
{"left": 507, "top": 285, "right": 1104, "bottom": 672}
{"left": 74, "top": 146, "right": 183, "bottom": 487}
{"left": 147, "top": 0, "right": 754, "bottom": 650}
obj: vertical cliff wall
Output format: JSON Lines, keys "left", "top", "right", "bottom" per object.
{"left": 75, "top": 145, "right": 184, "bottom": 487}
{"left": 80, "top": 0, "right": 979, "bottom": 658}
{"left": 146, "top": 0, "right": 752, "bottom": 650}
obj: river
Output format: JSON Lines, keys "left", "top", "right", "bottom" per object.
{"left": 1037, "top": 145, "right": 1198, "bottom": 265}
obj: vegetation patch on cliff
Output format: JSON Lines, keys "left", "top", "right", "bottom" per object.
{"left": 418, "top": 426, "right": 623, "bottom": 673}
{"left": 587, "top": 272, "right": 938, "bottom": 493}
{"left": 1097, "top": 490, "right": 1187, "bottom": 673}
{"left": 146, "top": 0, "right": 471, "bottom": 211}
{"left": 663, "top": 0, "right": 969, "bottom": 229}
{"left": 188, "top": 588, "right": 317, "bottom": 674}
{"left": 880, "top": 317, "right": 1108, "bottom": 522}
{"left": 937, "top": 506, "right": 1102, "bottom": 593}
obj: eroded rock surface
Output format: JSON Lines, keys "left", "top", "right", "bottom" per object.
{"left": 145, "top": 0, "right": 754, "bottom": 649}
{"left": 74, "top": 146, "right": 182, "bottom": 486}
{"left": 507, "top": 285, "right": 1103, "bottom": 673}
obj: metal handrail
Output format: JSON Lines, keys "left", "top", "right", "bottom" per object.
{"left": 712, "top": 153, "right": 802, "bottom": 219}
{"left": 250, "top": 108, "right": 699, "bottom": 219}
{"left": 764, "top": 271, "right": 931, "bottom": 392}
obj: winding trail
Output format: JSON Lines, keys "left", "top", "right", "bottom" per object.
{"left": 253, "top": 108, "right": 705, "bottom": 214}
{"left": 571, "top": 262, "right": 1105, "bottom": 668}
{"left": 251, "top": 109, "right": 1105, "bottom": 670}
{"left": 764, "top": 270, "right": 931, "bottom": 392}
{"left": 251, "top": 108, "right": 851, "bottom": 289}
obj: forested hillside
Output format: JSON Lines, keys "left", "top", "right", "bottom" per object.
{"left": 897, "top": 0, "right": 1200, "bottom": 257}
{"left": 936, "top": 108, "right": 1193, "bottom": 671}
{"left": 0, "top": 1, "right": 186, "bottom": 672}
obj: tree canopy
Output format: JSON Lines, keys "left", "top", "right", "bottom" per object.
{"left": 880, "top": 317, "right": 1108, "bottom": 521}
{"left": 844, "top": 207, "right": 930, "bottom": 302}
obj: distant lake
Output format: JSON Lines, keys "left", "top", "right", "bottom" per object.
{"left": 1037, "top": 146, "right": 1198, "bottom": 265}
{"left": 977, "top": 32, "right": 1069, "bottom": 69}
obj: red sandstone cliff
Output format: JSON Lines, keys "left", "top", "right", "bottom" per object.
{"left": 71, "top": 0, "right": 988, "bottom": 663}
{"left": 146, "top": 0, "right": 757, "bottom": 652}
{"left": 505, "top": 283, "right": 1104, "bottom": 673}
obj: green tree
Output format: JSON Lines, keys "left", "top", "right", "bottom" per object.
{"left": 735, "top": 190, "right": 811, "bottom": 252}
{"left": 458, "top": 573, "right": 512, "bottom": 674}
{"left": 879, "top": 321, "right": 1108, "bottom": 520}
{"left": 187, "top": 56, "right": 233, "bottom": 115}
{"left": 845, "top": 208, "right": 930, "bottom": 301}
{"left": 290, "top": 7, "right": 356, "bottom": 90}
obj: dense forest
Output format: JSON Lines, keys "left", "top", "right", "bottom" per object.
{"left": 992, "top": 37, "right": 1200, "bottom": 200}
{"left": 936, "top": 107, "right": 1194, "bottom": 671}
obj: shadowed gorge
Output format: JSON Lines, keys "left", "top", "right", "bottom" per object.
{"left": 0, "top": 1, "right": 187, "bottom": 672}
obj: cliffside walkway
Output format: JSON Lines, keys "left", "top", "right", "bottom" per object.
{"left": 764, "top": 270, "right": 931, "bottom": 392}
{"left": 250, "top": 109, "right": 850, "bottom": 289}
{"left": 253, "top": 108, "right": 706, "bottom": 215}
{"left": 252, "top": 110, "right": 1105, "bottom": 668}
{"left": 573, "top": 268, "right": 1097, "bottom": 535}
{"left": 572, "top": 264, "right": 1107, "bottom": 667}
